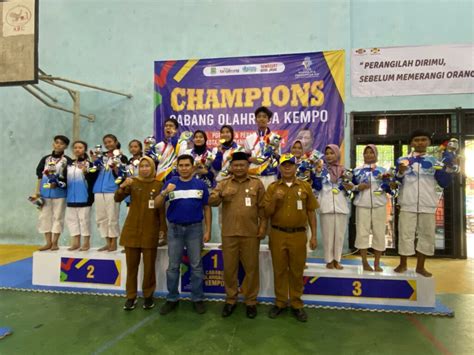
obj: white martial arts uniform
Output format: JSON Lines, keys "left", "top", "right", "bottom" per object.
{"left": 37, "top": 198, "right": 66, "bottom": 234}
{"left": 244, "top": 129, "right": 279, "bottom": 189}
{"left": 315, "top": 168, "right": 350, "bottom": 263}
{"left": 94, "top": 193, "right": 120, "bottom": 239}
{"left": 396, "top": 153, "right": 451, "bottom": 256}
{"left": 353, "top": 164, "right": 389, "bottom": 252}
{"left": 65, "top": 207, "right": 91, "bottom": 236}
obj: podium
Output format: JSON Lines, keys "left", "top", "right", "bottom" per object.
{"left": 302, "top": 263, "right": 434, "bottom": 307}
{"left": 32, "top": 243, "right": 435, "bottom": 308}
{"left": 32, "top": 247, "right": 169, "bottom": 293}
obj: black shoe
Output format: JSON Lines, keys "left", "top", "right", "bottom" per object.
{"left": 193, "top": 301, "right": 206, "bottom": 314}
{"left": 221, "top": 303, "right": 236, "bottom": 317}
{"left": 123, "top": 298, "right": 137, "bottom": 311}
{"left": 159, "top": 301, "right": 178, "bottom": 315}
{"left": 246, "top": 305, "right": 257, "bottom": 319}
{"left": 291, "top": 307, "right": 308, "bottom": 322}
{"left": 143, "top": 297, "right": 155, "bottom": 310}
{"left": 268, "top": 305, "right": 285, "bottom": 319}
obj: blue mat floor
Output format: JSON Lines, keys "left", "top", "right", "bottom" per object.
{"left": 0, "top": 257, "right": 454, "bottom": 316}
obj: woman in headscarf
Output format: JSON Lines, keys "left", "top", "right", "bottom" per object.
{"left": 353, "top": 144, "right": 390, "bottom": 272}
{"left": 289, "top": 139, "right": 321, "bottom": 191}
{"left": 186, "top": 130, "right": 215, "bottom": 190}
{"left": 115, "top": 156, "right": 167, "bottom": 311}
{"left": 313, "top": 144, "right": 351, "bottom": 270}
{"left": 212, "top": 125, "right": 242, "bottom": 182}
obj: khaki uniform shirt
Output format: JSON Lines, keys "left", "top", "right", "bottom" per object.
{"left": 209, "top": 175, "right": 266, "bottom": 237}
{"left": 264, "top": 178, "right": 319, "bottom": 229}
{"left": 115, "top": 179, "right": 166, "bottom": 248}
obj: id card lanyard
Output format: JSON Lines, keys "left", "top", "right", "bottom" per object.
{"left": 245, "top": 188, "right": 252, "bottom": 207}
{"left": 297, "top": 189, "right": 303, "bottom": 210}
{"left": 149, "top": 189, "right": 156, "bottom": 209}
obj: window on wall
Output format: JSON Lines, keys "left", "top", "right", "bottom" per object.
{"left": 462, "top": 110, "right": 474, "bottom": 258}
{"left": 401, "top": 144, "right": 443, "bottom": 158}
{"left": 462, "top": 112, "right": 474, "bottom": 135}
{"left": 355, "top": 145, "right": 394, "bottom": 169}
{"left": 353, "top": 113, "right": 453, "bottom": 137}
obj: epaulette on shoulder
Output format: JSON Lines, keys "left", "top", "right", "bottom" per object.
{"left": 268, "top": 180, "right": 280, "bottom": 188}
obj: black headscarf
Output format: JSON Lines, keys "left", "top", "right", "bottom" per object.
{"left": 220, "top": 125, "right": 234, "bottom": 148}
{"left": 193, "top": 130, "right": 208, "bottom": 155}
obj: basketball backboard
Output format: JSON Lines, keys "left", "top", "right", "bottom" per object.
{"left": 0, "top": 0, "right": 38, "bottom": 86}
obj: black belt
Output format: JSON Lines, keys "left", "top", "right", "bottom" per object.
{"left": 271, "top": 225, "right": 306, "bottom": 233}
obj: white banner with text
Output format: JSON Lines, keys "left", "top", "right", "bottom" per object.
{"left": 351, "top": 44, "right": 474, "bottom": 97}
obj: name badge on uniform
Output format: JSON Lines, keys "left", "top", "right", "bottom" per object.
{"left": 245, "top": 197, "right": 252, "bottom": 207}
{"left": 244, "top": 189, "right": 251, "bottom": 207}
{"left": 297, "top": 200, "right": 303, "bottom": 210}
{"left": 149, "top": 190, "right": 155, "bottom": 209}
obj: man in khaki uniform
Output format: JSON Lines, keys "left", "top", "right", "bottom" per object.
{"left": 209, "top": 152, "right": 267, "bottom": 319}
{"left": 264, "top": 153, "right": 318, "bottom": 322}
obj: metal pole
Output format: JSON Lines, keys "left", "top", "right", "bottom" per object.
{"left": 39, "top": 75, "right": 133, "bottom": 98}
{"left": 26, "top": 69, "right": 130, "bottom": 140}
{"left": 72, "top": 91, "right": 81, "bottom": 142}
{"left": 31, "top": 84, "right": 58, "bottom": 103}
{"left": 39, "top": 78, "right": 76, "bottom": 100}
{"left": 23, "top": 86, "right": 94, "bottom": 121}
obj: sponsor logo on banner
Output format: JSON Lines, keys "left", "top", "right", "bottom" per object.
{"left": 295, "top": 56, "right": 320, "bottom": 79}
{"left": 353, "top": 48, "right": 381, "bottom": 56}
{"left": 203, "top": 62, "right": 285, "bottom": 77}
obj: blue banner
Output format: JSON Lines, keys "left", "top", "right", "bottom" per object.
{"left": 60, "top": 257, "right": 121, "bottom": 286}
{"left": 154, "top": 51, "right": 345, "bottom": 152}
{"left": 303, "top": 276, "right": 417, "bottom": 300}
{"left": 180, "top": 249, "right": 244, "bottom": 294}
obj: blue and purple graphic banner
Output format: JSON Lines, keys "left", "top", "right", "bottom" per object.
{"left": 60, "top": 257, "right": 121, "bottom": 286}
{"left": 181, "top": 249, "right": 244, "bottom": 295}
{"left": 303, "top": 276, "right": 417, "bottom": 300}
{"left": 154, "top": 51, "right": 345, "bottom": 152}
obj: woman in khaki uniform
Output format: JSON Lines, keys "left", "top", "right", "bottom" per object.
{"left": 114, "top": 156, "right": 166, "bottom": 311}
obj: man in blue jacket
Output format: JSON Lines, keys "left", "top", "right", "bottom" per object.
{"left": 394, "top": 130, "right": 455, "bottom": 277}
{"left": 155, "top": 154, "right": 211, "bottom": 315}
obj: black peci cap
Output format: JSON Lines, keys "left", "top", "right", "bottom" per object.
{"left": 231, "top": 151, "right": 250, "bottom": 162}
{"left": 409, "top": 129, "right": 432, "bottom": 143}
